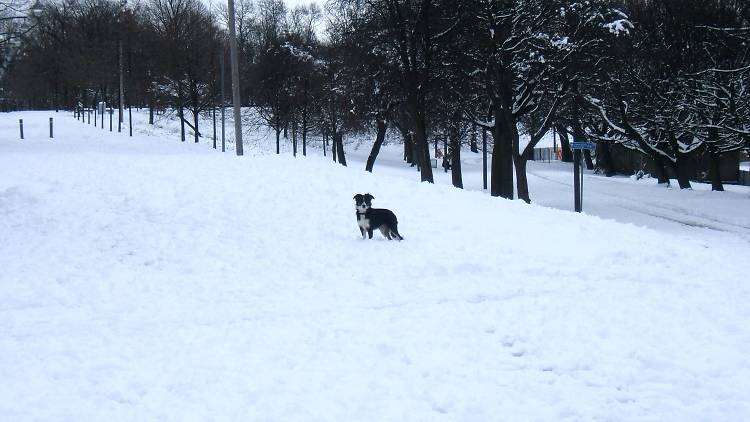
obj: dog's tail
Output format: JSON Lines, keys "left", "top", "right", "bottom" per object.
{"left": 392, "top": 225, "right": 404, "bottom": 241}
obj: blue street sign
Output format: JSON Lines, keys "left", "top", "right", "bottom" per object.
{"left": 571, "top": 141, "right": 596, "bottom": 150}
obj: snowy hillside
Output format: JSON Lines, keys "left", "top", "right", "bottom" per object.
{"left": 1, "top": 111, "right": 749, "bottom": 421}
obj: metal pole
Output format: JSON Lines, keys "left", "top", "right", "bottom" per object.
{"left": 129, "top": 106, "right": 132, "bottom": 137}
{"left": 119, "top": 39, "right": 124, "bottom": 124}
{"left": 109, "top": 109, "right": 113, "bottom": 131}
{"left": 580, "top": 153, "right": 584, "bottom": 210}
{"left": 220, "top": 48, "right": 226, "bottom": 153}
{"left": 227, "top": 0, "right": 243, "bottom": 156}
{"left": 482, "top": 126, "right": 487, "bottom": 190}
{"left": 49, "top": 117, "right": 53, "bottom": 138}
{"left": 553, "top": 126, "right": 557, "bottom": 158}
{"left": 19, "top": 119, "right": 23, "bottom": 139}
{"left": 573, "top": 148, "right": 581, "bottom": 212}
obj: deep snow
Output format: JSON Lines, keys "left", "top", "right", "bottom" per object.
{"left": 1, "top": 111, "right": 749, "bottom": 421}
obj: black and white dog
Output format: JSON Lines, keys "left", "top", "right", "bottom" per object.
{"left": 354, "top": 193, "right": 404, "bottom": 241}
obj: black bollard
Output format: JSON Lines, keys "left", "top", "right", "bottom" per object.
{"left": 109, "top": 109, "right": 113, "bottom": 132}
{"left": 49, "top": 117, "right": 53, "bottom": 139}
{"left": 19, "top": 119, "right": 24, "bottom": 139}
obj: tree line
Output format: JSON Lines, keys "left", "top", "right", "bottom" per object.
{"left": 1, "top": 0, "right": 748, "bottom": 200}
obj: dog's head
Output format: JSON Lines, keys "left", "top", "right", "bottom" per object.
{"left": 353, "top": 193, "right": 374, "bottom": 213}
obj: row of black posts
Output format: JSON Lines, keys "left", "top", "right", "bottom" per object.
{"left": 74, "top": 105, "right": 228, "bottom": 151}
{"left": 18, "top": 118, "right": 54, "bottom": 139}
{"left": 74, "top": 106, "right": 133, "bottom": 137}
{"left": 19, "top": 107, "right": 226, "bottom": 150}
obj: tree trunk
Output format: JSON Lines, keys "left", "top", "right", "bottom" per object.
{"left": 450, "top": 124, "right": 463, "bottom": 188}
{"left": 366, "top": 119, "right": 387, "bottom": 172}
{"left": 511, "top": 114, "right": 530, "bottom": 203}
{"left": 177, "top": 80, "right": 185, "bottom": 142}
{"left": 412, "top": 111, "right": 433, "bottom": 183}
{"left": 403, "top": 129, "right": 414, "bottom": 165}
{"left": 665, "top": 130, "right": 692, "bottom": 189}
{"left": 443, "top": 138, "right": 449, "bottom": 173}
{"left": 179, "top": 105, "right": 185, "bottom": 142}
{"left": 707, "top": 130, "right": 724, "bottom": 191}
{"left": 276, "top": 128, "right": 281, "bottom": 154}
{"left": 302, "top": 111, "right": 307, "bottom": 157}
{"left": 193, "top": 108, "right": 199, "bottom": 143}
{"left": 583, "top": 149, "right": 594, "bottom": 170}
{"left": 470, "top": 123, "right": 478, "bottom": 153}
{"left": 292, "top": 118, "right": 297, "bottom": 157}
{"left": 331, "top": 131, "right": 337, "bottom": 161}
{"left": 490, "top": 103, "right": 514, "bottom": 199}
{"left": 708, "top": 145, "right": 724, "bottom": 191}
{"left": 191, "top": 82, "right": 200, "bottom": 143}
{"left": 556, "top": 124, "right": 573, "bottom": 162}
{"left": 596, "top": 142, "right": 616, "bottom": 176}
{"left": 335, "top": 132, "right": 346, "bottom": 166}
{"left": 675, "top": 152, "right": 693, "bottom": 189}
{"left": 514, "top": 152, "right": 530, "bottom": 203}
{"left": 653, "top": 154, "right": 671, "bottom": 185}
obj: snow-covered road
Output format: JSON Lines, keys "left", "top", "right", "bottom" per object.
{"left": 346, "top": 141, "right": 750, "bottom": 246}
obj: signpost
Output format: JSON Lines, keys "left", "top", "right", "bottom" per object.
{"left": 571, "top": 141, "right": 595, "bottom": 212}
{"left": 570, "top": 142, "right": 595, "bottom": 150}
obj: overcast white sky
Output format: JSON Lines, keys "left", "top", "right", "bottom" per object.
{"left": 205, "top": 0, "right": 327, "bottom": 36}
{"left": 285, "top": 0, "right": 321, "bottom": 7}
{"left": 204, "top": 0, "right": 322, "bottom": 12}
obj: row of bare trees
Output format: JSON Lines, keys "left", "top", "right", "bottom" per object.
{"left": 1, "top": 0, "right": 748, "bottom": 199}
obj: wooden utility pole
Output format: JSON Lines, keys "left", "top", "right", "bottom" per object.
{"left": 227, "top": 0, "right": 243, "bottom": 156}
{"left": 119, "top": 39, "right": 124, "bottom": 124}
{"left": 220, "top": 48, "right": 226, "bottom": 153}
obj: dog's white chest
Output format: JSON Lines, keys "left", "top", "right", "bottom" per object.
{"left": 357, "top": 213, "right": 370, "bottom": 230}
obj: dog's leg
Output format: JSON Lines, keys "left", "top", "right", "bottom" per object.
{"left": 379, "top": 226, "right": 392, "bottom": 240}
{"left": 359, "top": 227, "right": 366, "bottom": 239}
{"left": 367, "top": 229, "right": 374, "bottom": 239}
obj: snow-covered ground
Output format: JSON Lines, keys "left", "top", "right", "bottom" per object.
{"left": 2, "top": 110, "right": 749, "bottom": 421}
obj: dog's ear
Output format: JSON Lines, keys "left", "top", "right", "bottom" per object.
{"left": 365, "top": 193, "right": 374, "bottom": 201}
{"left": 353, "top": 194, "right": 362, "bottom": 201}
